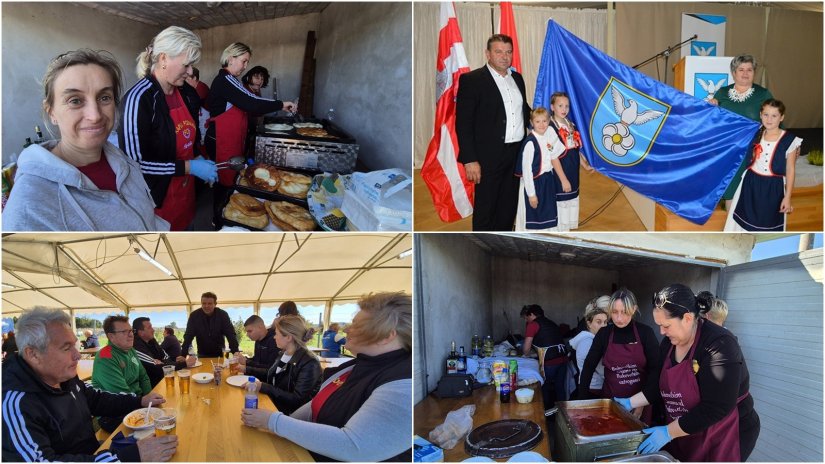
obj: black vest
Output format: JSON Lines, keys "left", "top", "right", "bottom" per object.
{"left": 312, "top": 349, "right": 411, "bottom": 462}
{"left": 532, "top": 316, "right": 566, "bottom": 360}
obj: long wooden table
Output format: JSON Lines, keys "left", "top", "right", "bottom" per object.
{"left": 414, "top": 383, "right": 551, "bottom": 461}
{"left": 97, "top": 358, "right": 314, "bottom": 462}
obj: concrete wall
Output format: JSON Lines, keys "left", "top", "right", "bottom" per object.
{"left": 491, "top": 258, "right": 619, "bottom": 340}
{"left": 315, "top": 2, "right": 412, "bottom": 171}
{"left": 193, "top": 13, "right": 320, "bottom": 102}
{"left": 1, "top": 2, "right": 158, "bottom": 164}
{"left": 415, "top": 234, "right": 492, "bottom": 403}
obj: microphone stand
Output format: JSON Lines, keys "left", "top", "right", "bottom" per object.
{"left": 632, "top": 35, "right": 697, "bottom": 84}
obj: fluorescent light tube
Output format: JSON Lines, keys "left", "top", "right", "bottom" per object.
{"left": 397, "top": 249, "right": 413, "bottom": 259}
{"left": 134, "top": 248, "right": 173, "bottom": 276}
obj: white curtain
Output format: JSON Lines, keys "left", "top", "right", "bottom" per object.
{"left": 414, "top": 3, "right": 607, "bottom": 168}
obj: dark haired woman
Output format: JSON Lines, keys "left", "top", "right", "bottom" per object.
{"left": 616, "top": 284, "right": 760, "bottom": 461}
{"left": 578, "top": 289, "right": 659, "bottom": 424}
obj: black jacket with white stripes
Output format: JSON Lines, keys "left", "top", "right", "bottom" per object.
{"left": 205, "top": 69, "right": 284, "bottom": 157}
{"left": 132, "top": 336, "right": 188, "bottom": 388}
{"left": 1, "top": 353, "right": 142, "bottom": 462}
{"left": 118, "top": 75, "right": 202, "bottom": 208}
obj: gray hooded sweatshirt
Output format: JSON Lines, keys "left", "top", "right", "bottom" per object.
{"left": 3, "top": 140, "right": 170, "bottom": 231}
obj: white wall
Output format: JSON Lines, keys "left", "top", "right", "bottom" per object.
{"left": 193, "top": 13, "right": 320, "bottom": 102}
{"left": 315, "top": 2, "right": 412, "bottom": 171}
{"left": 1, "top": 2, "right": 158, "bottom": 165}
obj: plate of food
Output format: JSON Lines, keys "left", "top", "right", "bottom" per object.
{"left": 264, "top": 123, "right": 293, "bottom": 132}
{"left": 226, "top": 375, "right": 249, "bottom": 387}
{"left": 193, "top": 372, "right": 214, "bottom": 384}
{"left": 123, "top": 408, "right": 164, "bottom": 430}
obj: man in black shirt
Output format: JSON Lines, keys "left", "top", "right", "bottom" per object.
{"left": 181, "top": 292, "right": 239, "bottom": 357}
{"left": 133, "top": 317, "right": 194, "bottom": 386}
{"left": 237, "top": 315, "right": 279, "bottom": 375}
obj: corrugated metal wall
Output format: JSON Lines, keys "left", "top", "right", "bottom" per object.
{"left": 720, "top": 248, "right": 824, "bottom": 462}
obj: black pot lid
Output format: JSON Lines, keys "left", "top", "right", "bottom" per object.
{"left": 465, "top": 419, "right": 544, "bottom": 459}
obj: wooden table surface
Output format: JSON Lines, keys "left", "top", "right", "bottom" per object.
{"left": 414, "top": 383, "right": 551, "bottom": 462}
{"left": 97, "top": 358, "right": 314, "bottom": 462}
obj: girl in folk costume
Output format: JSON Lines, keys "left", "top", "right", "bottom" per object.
{"left": 725, "top": 99, "right": 802, "bottom": 231}
{"left": 514, "top": 108, "right": 569, "bottom": 231}
{"left": 548, "top": 93, "right": 594, "bottom": 231}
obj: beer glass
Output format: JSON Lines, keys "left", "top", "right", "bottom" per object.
{"left": 229, "top": 357, "right": 239, "bottom": 376}
{"left": 178, "top": 369, "right": 191, "bottom": 394}
{"left": 154, "top": 408, "right": 177, "bottom": 436}
{"left": 163, "top": 365, "right": 175, "bottom": 391}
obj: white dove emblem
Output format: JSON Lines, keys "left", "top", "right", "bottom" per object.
{"left": 692, "top": 44, "right": 715, "bottom": 56}
{"left": 697, "top": 78, "right": 726, "bottom": 100}
{"left": 611, "top": 87, "right": 664, "bottom": 126}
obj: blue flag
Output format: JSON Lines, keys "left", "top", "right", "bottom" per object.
{"left": 535, "top": 21, "right": 760, "bottom": 225}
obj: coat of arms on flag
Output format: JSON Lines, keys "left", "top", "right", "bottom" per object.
{"left": 590, "top": 78, "right": 669, "bottom": 167}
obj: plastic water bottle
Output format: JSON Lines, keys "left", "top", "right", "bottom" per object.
{"left": 326, "top": 108, "right": 335, "bottom": 122}
{"left": 244, "top": 377, "right": 258, "bottom": 409}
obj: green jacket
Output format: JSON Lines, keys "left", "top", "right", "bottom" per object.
{"left": 91, "top": 343, "right": 151, "bottom": 396}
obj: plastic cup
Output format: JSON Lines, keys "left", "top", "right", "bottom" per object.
{"left": 162, "top": 365, "right": 175, "bottom": 391}
{"left": 229, "top": 357, "right": 239, "bottom": 375}
{"left": 178, "top": 369, "right": 191, "bottom": 394}
{"left": 213, "top": 364, "right": 223, "bottom": 385}
{"left": 154, "top": 408, "right": 177, "bottom": 436}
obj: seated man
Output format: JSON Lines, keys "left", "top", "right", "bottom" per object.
{"left": 133, "top": 317, "right": 195, "bottom": 387}
{"left": 161, "top": 326, "right": 182, "bottom": 359}
{"left": 321, "top": 323, "right": 347, "bottom": 358}
{"left": 237, "top": 315, "right": 279, "bottom": 377}
{"left": 2, "top": 307, "right": 176, "bottom": 462}
{"left": 82, "top": 329, "right": 99, "bottom": 349}
{"left": 92, "top": 315, "right": 153, "bottom": 432}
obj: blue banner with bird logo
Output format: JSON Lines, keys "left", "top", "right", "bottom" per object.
{"left": 534, "top": 20, "right": 760, "bottom": 225}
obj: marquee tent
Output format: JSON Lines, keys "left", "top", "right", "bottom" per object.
{"left": 1, "top": 233, "right": 412, "bottom": 326}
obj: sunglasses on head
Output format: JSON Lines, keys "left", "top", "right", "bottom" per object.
{"left": 652, "top": 293, "right": 692, "bottom": 312}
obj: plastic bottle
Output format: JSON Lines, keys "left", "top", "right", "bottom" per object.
{"left": 500, "top": 366, "right": 511, "bottom": 403}
{"left": 188, "top": 346, "right": 198, "bottom": 364}
{"left": 326, "top": 108, "right": 335, "bottom": 122}
{"left": 244, "top": 376, "right": 258, "bottom": 409}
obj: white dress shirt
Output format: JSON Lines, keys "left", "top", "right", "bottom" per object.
{"left": 487, "top": 63, "right": 525, "bottom": 143}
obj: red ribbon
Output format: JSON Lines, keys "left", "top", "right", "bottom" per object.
{"left": 751, "top": 143, "right": 762, "bottom": 164}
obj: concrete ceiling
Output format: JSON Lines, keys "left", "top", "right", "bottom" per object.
{"left": 509, "top": 2, "right": 822, "bottom": 12}
{"left": 75, "top": 2, "right": 331, "bottom": 30}
{"left": 466, "top": 233, "right": 726, "bottom": 271}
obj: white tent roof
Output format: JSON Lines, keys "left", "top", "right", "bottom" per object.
{"left": 2, "top": 233, "right": 412, "bottom": 315}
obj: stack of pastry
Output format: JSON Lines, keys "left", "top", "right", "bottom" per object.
{"left": 244, "top": 164, "right": 280, "bottom": 192}
{"left": 277, "top": 171, "right": 312, "bottom": 199}
{"left": 223, "top": 193, "right": 268, "bottom": 229}
{"left": 264, "top": 201, "right": 316, "bottom": 231}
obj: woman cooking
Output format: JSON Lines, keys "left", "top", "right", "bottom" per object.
{"left": 241, "top": 292, "right": 411, "bottom": 462}
{"left": 708, "top": 55, "right": 774, "bottom": 209}
{"left": 616, "top": 284, "right": 760, "bottom": 461}
{"left": 3, "top": 49, "right": 168, "bottom": 231}
{"left": 577, "top": 289, "right": 659, "bottom": 425}
{"left": 206, "top": 43, "right": 294, "bottom": 224}
{"left": 120, "top": 26, "right": 217, "bottom": 230}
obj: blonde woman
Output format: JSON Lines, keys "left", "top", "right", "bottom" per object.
{"left": 577, "top": 289, "right": 659, "bottom": 425}
{"left": 119, "top": 26, "right": 216, "bottom": 231}
{"left": 244, "top": 315, "right": 321, "bottom": 415}
{"left": 242, "top": 292, "right": 412, "bottom": 462}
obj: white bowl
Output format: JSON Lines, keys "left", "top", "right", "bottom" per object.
{"left": 192, "top": 372, "right": 214, "bottom": 384}
{"left": 515, "top": 388, "right": 534, "bottom": 403}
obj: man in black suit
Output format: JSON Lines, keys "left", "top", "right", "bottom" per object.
{"left": 456, "top": 34, "right": 531, "bottom": 231}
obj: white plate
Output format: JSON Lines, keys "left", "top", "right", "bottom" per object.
{"left": 265, "top": 123, "right": 293, "bottom": 131}
{"left": 192, "top": 372, "right": 214, "bottom": 384}
{"left": 192, "top": 361, "right": 203, "bottom": 367}
{"left": 226, "top": 375, "right": 249, "bottom": 387}
{"left": 123, "top": 408, "right": 164, "bottom": 430}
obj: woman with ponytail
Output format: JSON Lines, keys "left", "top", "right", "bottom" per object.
{"left": 119, "top": 26, "right": 217, "bottom": 230}
{"left": 615, "top": 284, "right": 760, "bottom": 462}
{"left": 724, "top": 98, "right": 802, "bottom": 231}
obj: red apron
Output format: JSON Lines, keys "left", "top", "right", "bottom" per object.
{"left": 154, "top": 88, "right": 196, "bottom": 231}
{"left": 207, "top": 105, "right": 247, "bottom": 186}
{"left": 603, "top": 321, "right": 652, "bottom": 424}
{"left": 660, "top": 319, "right": 747, "bottom": 462}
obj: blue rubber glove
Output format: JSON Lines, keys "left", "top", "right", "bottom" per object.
{"left": 189, "top": 158, "right": 217, "bottom": 183}
{"left": 638, "top": 426, "right": 672, "bottom": 454}
{"left": 613, "top": 397, "right": 632, "bottom": 411}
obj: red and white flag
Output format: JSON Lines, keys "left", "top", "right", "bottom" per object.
{"left": 421, "top": 2, "right": 474, "bottom": 222}
{"left": 497, "top": 2, "right": 521, "bottom": 73}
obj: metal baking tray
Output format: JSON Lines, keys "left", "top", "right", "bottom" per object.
{"left": 233, "top": 166, "right": 313, "bottom": 208}
{"left": 554, "top": 399, "right": 648, "bottom": 462}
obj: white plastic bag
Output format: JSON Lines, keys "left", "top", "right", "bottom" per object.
{"left": 428, "top": 404, "right": 476, "bottom": 450}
